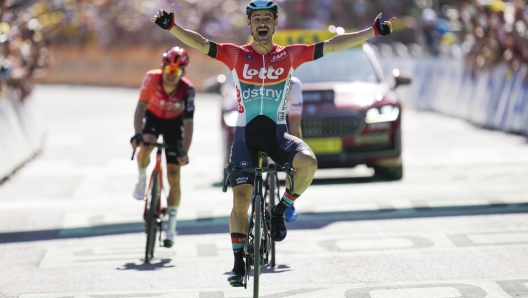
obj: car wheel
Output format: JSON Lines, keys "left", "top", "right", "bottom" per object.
{"left": 374, "top": 164, "right": 403, "bottom": 181}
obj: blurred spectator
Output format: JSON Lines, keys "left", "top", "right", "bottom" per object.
{"left": 0, "top": 0, "right": 50, "bottom": 101}
{"left": 460, "top": 0, "right": 528, "bottom": 82}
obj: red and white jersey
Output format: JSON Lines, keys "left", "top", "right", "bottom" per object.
{"left": 139, "top": 69, "right": 195, "bottom": 120}
{"left": 287, "top": 76, "right": 303, "bottom": 116}
{"left": 207, "top": 42, "right": 323, "bottom": 127}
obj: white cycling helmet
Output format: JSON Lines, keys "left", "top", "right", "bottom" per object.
{"left": 246, "top": 0, "right": 278, "bottom": 19}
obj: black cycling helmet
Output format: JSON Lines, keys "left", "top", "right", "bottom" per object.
{"left": 246, "top": 0, "right": 278, "bottom": 19}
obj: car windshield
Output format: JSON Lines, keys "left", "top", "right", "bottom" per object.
{"left": 293, "top": 48, "right": 380, "bottom": 83}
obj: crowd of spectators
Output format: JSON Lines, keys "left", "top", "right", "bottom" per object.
{"left": 459, "top": 0, "right": 528, "bottom": 81}
{"left": 0, "top": 0, "right": 49, "bottom": 101}
{"left": 1, "top": 0, "right": 526, "bottom": 86}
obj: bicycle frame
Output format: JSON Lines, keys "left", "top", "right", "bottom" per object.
{"left": 143, "top": 148, "right": 163, "bottom": 221}
{"left": 222, "top": 152, "right": 294, "bottom": 297}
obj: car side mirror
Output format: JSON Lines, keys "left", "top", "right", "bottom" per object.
{"left": 392, "top": 69, "right": 411, "bottom": 88}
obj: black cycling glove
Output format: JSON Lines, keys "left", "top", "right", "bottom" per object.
{"left": 372, "top": 17, "right": 392, "bottom": 36}
{"left": 130, "top": 133, "right": 143, "bottom": 145}
{"left": 154, "top": 10, "right": 175, "bottom": 30}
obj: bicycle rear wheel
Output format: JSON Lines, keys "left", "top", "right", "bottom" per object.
{"left": 253, "top": 194, "right": 262, "bottom": 298}
{"left": 145, "top": 172, "right": 160, "bottom": 263}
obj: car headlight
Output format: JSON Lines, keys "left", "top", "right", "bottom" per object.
{"left": 365, "top": 105, "right": 400, "bottom": 123}
{"left": 223, "top": 110, "right": 238, "bottom": 127}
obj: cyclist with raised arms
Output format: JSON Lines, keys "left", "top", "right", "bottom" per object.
{"left": 151, "top": 0, "right": 394, "bottom": 287}
{"left": 130, "top": 47, "right": 195, "bottom": 249}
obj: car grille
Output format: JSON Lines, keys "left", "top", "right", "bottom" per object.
{"left": 301, "top": 115, "right": 363, "bottom": 138}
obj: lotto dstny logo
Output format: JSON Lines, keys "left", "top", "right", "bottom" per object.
{"left": 243, "top": 64, "right": 285, "bottom": 80}
{"left": 241, "top": 87, "right": 283, "bottom": 101}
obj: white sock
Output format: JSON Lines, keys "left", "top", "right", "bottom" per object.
{"left": 167, "top": 206, "right": 179, "bottom": 236}
{"left": 138, "top": 167, "right": 147, "bottom": 180}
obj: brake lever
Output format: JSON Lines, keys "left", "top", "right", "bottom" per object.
{"left": 222, "top": 164, "right": 234, "bottom": 193}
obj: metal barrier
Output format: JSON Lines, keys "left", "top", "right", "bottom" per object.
{"left": 381, "top": 57, "right": 528, "bottom": 136}
{"left": 0, "top": 87, "right": 43, "bottom": 181}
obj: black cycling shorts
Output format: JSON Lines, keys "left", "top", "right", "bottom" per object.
{"left": 142, "top": 110, "right": 184, "bottom": 164}
{"left": 229, "top": 115, "right": 311, "bottom": 187}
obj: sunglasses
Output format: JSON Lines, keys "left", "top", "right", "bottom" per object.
{"left": 164, "top": 65, "right": 184, "bottom": 76}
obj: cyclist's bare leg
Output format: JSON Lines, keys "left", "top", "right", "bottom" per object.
{"left": 229, "top": 184, "right": 253, "bottom": 234}
{"left": 133, "top": 134, "right": 156, "bottom": 199}
{"left": 290, "top": 149, "right": 318, "bottom": 194}
{"left": 166, "top": 164, "right": 181, "bottom": 206}
{"left": 164, "top": 164, "right": 181, "bottom": 247}
{"left": 228, "top": 183, "right": 253, "bottom": 284}
{"left": 136, "top": 134, "right": 157, "bottom": 168}
{"left": 270, "top": 149, "right": 317, "bottom": 241}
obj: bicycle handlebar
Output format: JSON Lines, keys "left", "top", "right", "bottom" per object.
{"left": 130, "top": 141, "right": 186, "bottom": 161}
{"left": 222, "top": 162, "right": 295, "bottom": 193}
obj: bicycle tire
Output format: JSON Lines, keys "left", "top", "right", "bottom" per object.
{"left": 145, "top": 172, "right": 160, "bottom": 263}
{"left": 267, "top": 172, "right": 276, "bottom": 268}
{"left": 253, "top": 194, "right": 262, "bottom": 298}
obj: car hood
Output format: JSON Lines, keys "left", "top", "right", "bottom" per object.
{"left": 303, "top": 81, "right": 390, "bottom": 108}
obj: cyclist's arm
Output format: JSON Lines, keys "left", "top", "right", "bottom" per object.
{"left": 134, "top": 101, "right": 148, "bottom": 134}
{"left": 181, "top": 85, "right": 195, "bottom": 155}
{"left": 182, "top": 120, "right": 193, "bottom": 154}
{"left": 169, "top": 25, "right": 210, "bottom": 54}
{"left": 288, "top": 115, "right": 302, "bottom": 139}
{"left": 322, "top": 14, "right": 395, "bottom": 55}
{"left": 322, "top": 28, "right": 374, "bottom": 55}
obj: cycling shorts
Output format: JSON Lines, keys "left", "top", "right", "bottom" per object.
{"left": 228, "top": 115, "right": 311, "bottom": 187}
{"left": 143, "top": 110, "right": 184, "bottom": 164}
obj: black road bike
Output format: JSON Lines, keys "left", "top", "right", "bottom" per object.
{"left": 223, "top": 152, "right": 294, "bottom": 297}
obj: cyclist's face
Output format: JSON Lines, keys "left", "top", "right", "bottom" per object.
{"left": 248, "top": 10, "right": 277, "bottom": 44}
{"left": 162, "top": 65, "right": 182, "bottom": 85}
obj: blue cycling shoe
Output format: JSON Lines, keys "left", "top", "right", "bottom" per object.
{"left": 284, "top": 204, "right": 297, "bottom": 222}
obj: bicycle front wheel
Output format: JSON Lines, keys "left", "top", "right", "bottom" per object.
{"left": 253, "top": 194, "right": 262, "bottom": 297}
{"left": 267, "top": 172, "right": 276, "bottom": 268}
{"left": 145, "top": 172, "right": 160, "bottom": 263}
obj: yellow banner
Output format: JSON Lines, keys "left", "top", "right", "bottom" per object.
{"left": 247, "top": 29, "right": 364, "bottom": 47}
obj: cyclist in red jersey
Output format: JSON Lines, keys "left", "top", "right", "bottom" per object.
{"left": 130, "top": 47, "right": 195, "bottom": 249}
{"left": 151, "top": 0, "right": 394, "bottom": 286}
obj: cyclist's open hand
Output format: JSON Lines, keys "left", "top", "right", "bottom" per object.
{"left": 152, "top": 4, "right": 176, "bottom": 30}
{"left": 372, "top": 13, "right": 396, "bottom": 36}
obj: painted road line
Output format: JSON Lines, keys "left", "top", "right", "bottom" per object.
{"left": 53, "top": 199, "right": 528, "bottom": 238}
{"left": 39, "top": 229, "right": 528, "bottom": 268}
{"left": 18, "top": 278, "right": 528, "bottom": 297}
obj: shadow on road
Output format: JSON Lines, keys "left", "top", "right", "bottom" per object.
{"left": 117, "top": 259, "right": 175, "bottom": 271}
{"left": 1, "top": 202, "right": 527, "bottom": 244}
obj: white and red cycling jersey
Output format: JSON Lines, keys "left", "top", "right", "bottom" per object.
{"left": 207, "top": 42, "right": 322, "bottom": 127}
{"left": 287, "top": 76, "right": 303, "bottom": 116}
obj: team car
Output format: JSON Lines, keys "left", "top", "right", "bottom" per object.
{"left": 205, "top": 30, "right": 411, "bottom": 180}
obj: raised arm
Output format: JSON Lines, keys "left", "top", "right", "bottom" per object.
{"left": 152, "top": 4, "right": 210, "bottom": 54}
{"left": 323, "top": 13, "right": 395, "bottom": 55}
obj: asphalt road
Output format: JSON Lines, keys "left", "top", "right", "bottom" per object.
{"left": 0, "top": 85, "right": 528, "bottom": 298}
